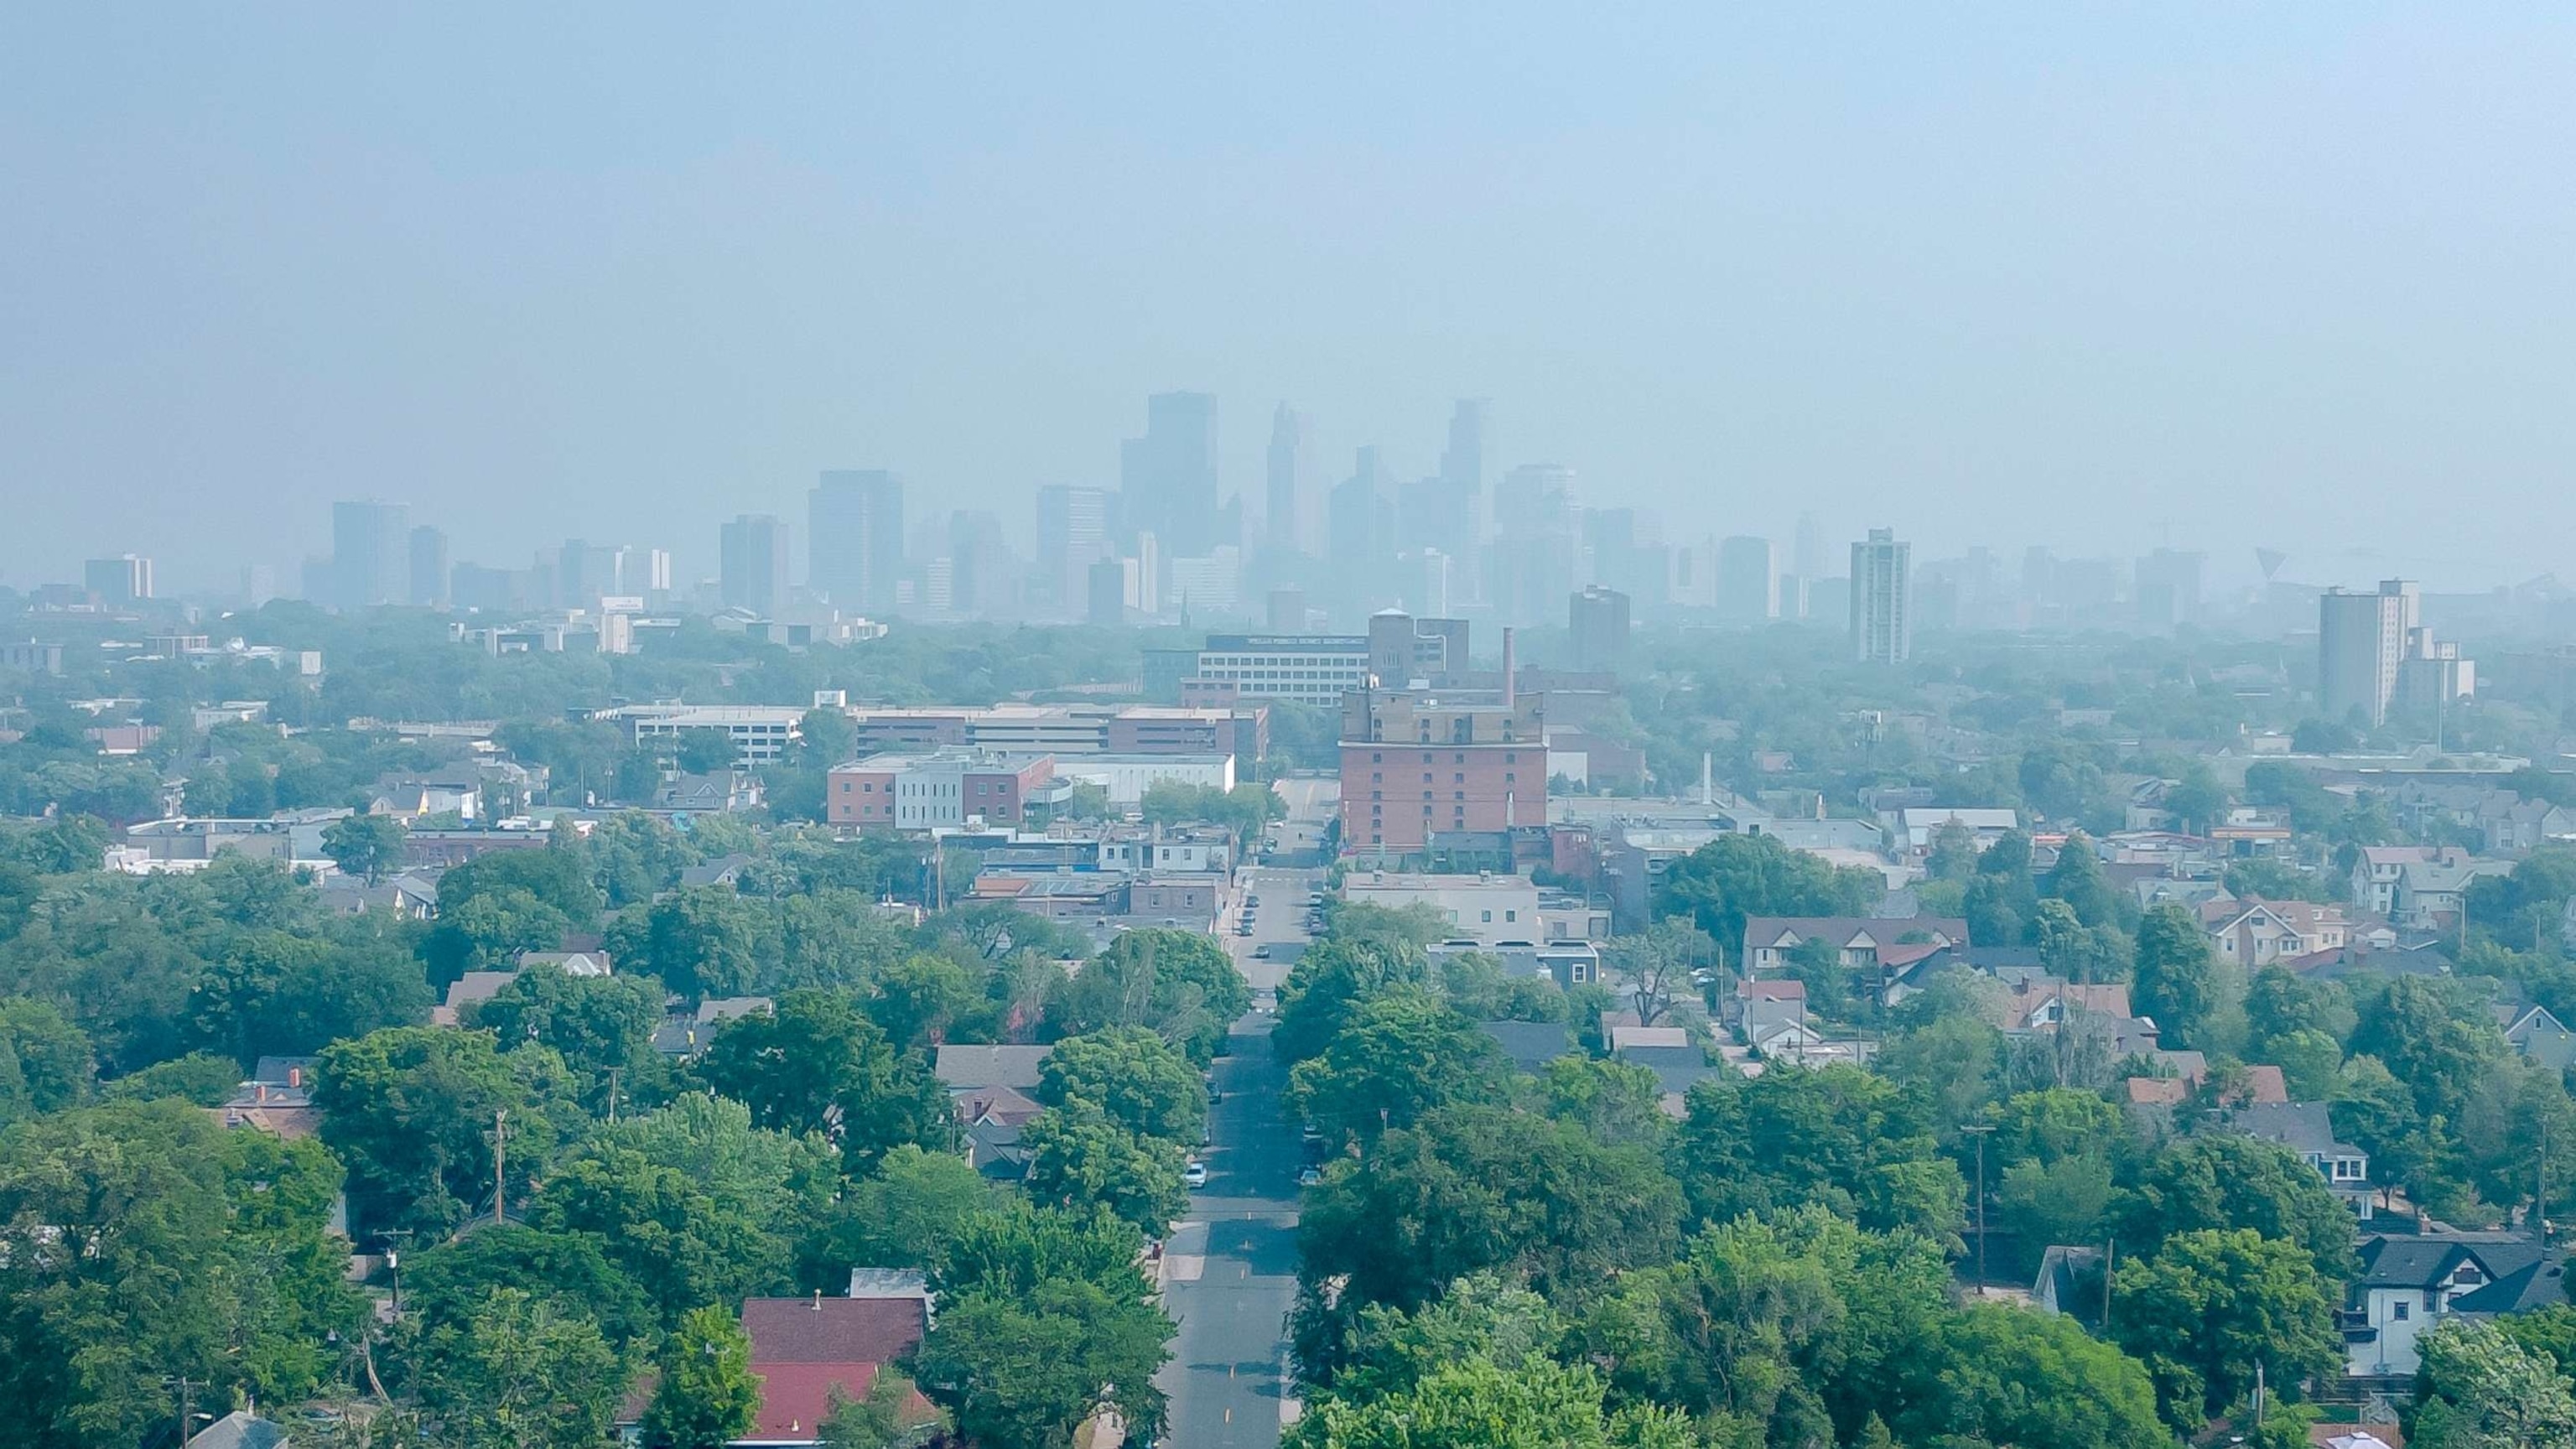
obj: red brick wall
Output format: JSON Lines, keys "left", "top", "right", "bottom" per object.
{"left": 828, "top": 767, "right": 900, "bottom": 826}
{"left": 1339, "top": 742, "right": 1545, "bottom": 850}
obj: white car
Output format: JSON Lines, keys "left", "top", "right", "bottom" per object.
{"left": 1184, "top": 1161, "right": 1210, "bottom": 1189}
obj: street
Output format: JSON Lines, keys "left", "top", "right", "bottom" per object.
{"left": 1156, "top": 1011, "right": 1302, "bottom": 1447}
{"left": 1223, "top": 865, "right": 1323, "bottom": 995}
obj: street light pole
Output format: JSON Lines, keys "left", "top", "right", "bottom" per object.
{"left": 1961, "top": 1124, "right": 1995, "bottom": 1296}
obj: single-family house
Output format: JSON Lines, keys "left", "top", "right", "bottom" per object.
{"left": 2499, "top": 1002, "right": 2576, "bottom": 1074}
{"left": 736, "top": 1293, "right": 934, "bottom": 1446}
{"left": 1479, "top": 1020, "right": 1575, "bottom": 1075}
{"left": 2218, "top": 1101, "right": 2371, "bottom": 1216}
{"left": 2343, "top": 1233, "right": 2553, "bottom": 1377}
{"left": 2392, "top": 855, "right": 2513, "bottom": 932}
{"left": 932, "top": 1043, "right": 1053, "bottom": 1093}
{"left": 1741, "top": 917, "right": 1968, "bottom": 974}
{"left": 2201, "top": 897, "right": 2353, "bottom": 968}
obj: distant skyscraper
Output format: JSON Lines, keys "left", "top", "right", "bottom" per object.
{"left": 1850, "top": 528, "right": 1911, "bottom": 663}
{"left": 330, "top": 501, "right": 411, "bottom": 611}
{"left": 1265, "top": 404, "right": 1314, "bottom": 555}
{"left": 1036, "top": 485, "right": 1114, "bottom": 616}
{"left": 1716, "top": 536, "right": 1778, "bottom": 622}
{"left": 408, "top": 527, "right": 449, "bottom": 608}
{"left": 1328, "top": 447, "right": 1399, "bottom": 609}
{"left": 82, "top": 555, "right": 152, "bottom": 605}
{"left": 1794, "top": 512, "right": 1826, "bottom": 583}
{"left": 1425, "top": 397, "right": 1490, "bottom": 562}
{"left": 2135, "top": 548, "right": 2205, "bottom": 629}
{"left": 1569, "top": 585, "right": 1633, "bottom": 673}
{"left": 719, "top": 513, "right": 790, "bottom": 616}
{"left": 1087, "top": 557, "right": 1132, "bottom": 626}
{"left": 240, "top": 564, "right": 278, "bottom": 608}
{"left": 1485, "top": 465, "right": 1579, "bottom": 626}
{"left": 948, "top": 510, "right": 1015, "bottom": 618}
{"left": 1441, "top": 399, "right": 1489, "bottom": 497}
{"left": 643, "top": 548, "right": 673, "bottom": 595}
{"left": 2319, "top": 579, "right": 2418, "bottom": 726}
{"left": 810, "top": 470, "right": 906, "bottom": 611}
{"left": 1121, "top": 392, "right": 1222, "bottom": 557}
{"left": 558, "top": 538, "right": 625, "bottom": 609}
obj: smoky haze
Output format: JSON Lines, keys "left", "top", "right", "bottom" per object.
{"left": 2, "top": 5, "right": 2571, "bottom": 592}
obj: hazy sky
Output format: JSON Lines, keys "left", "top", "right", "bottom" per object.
{"left": 4, "top": 6, "right": 2572, "bottom": 593}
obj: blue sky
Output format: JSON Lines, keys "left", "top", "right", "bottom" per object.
{"left": 3, "top": 5, "right": 2570, "bottom": 591}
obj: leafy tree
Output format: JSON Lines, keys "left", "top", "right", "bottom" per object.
{"left": 799, "top": 1143, "right": 996, "bottom": 1286}
{"left": 1273, "top": 937, "right": 1432, "bottom": 1065}
{"left": 531, "top": 1093, "right": 833, "bottom": 1329}
{"left": 101, "top": 1049, "right": 242, "bottom": 1105}
{"left": 1320, "top": 1273, "right": 1566, "bottom": 1405}
{"left": 186, "top": 931, "right": 432, "bottom": 1068}
{"left": 1924, "top": 818, "right": 1981, "bottom": 882}
{"left": 2111, "top": 1228, "right": 2339, "bottom": 1432}
{"left": 322, "top": 812, "right": 409, "bottom": 885}
{"left": 401, "top": 1223, "right": 655, "bottom": 1353}
{"left": 468, "top": 962, "right": 667, "bottom": 1110}
{"left": 1020, "top": 1107, "right": 1188, "bottom": 1236}
{"left": 1671, "top": 1067, "right": 1964, "bottom": 1243}
{"left": 0, "top": 1100, "right": 361, "bottom": 1446}
{"left": 434, "top": 842, "right": 602, "bottom": 929}
{"left": 2040, "top": 832, "right": 2122, "bottom": 929}
{"left": 1652, "top": 832, "right": 1882, "bottom": 954}
{"left": 2132, "top": 902, "right": 2221, "bottom": 1049}
{"left": 865, "top": 951, "right": 984, "bottom": 1049}
{"left": 821, "top": 1369, "right": 936, "bottom": 1449}
{"left": 1285, "top": 989, "right": 1509, "bottom": 1145}
{"left": 414, "top": 1287, "right": 626, "bottom": 1449}
{"left": 1301, "top": 1104, "right": 1680, "bottom": 1315}
{"left": 1288, "top": 1355, "right": 1692, "bottom": 1449}
{"left": 696, "top": 989, "right": 954, "bottom": 1172}
{"left": 314, "top": 1026, "right": 575, "bottom": 1235}
{"left": 673, "top": 728, "right": 740, "bottom": 776}
{"left": 2247, "top": 965, "right": 2357, "bottom": 1052}
{"left": 1046, "top": 927, "right": 1250, "bottom": 1065}
{"left": 2116, "top": 1133, "right": 2357, "bottom": 1281}
{"left": 2352, "top": 975, "right": 2509, "bottom": 1126}
{"left": 585, "top": 811, "right": 703, "bottom": 908}
{"left": 612, "top": 885, "right": 766, "bottom": 1000}
{"left": 914, "top": 1271, "right": 1172, "bottom": 1449}
{"left": 1892, "top": 1302, "right": 2168, "bottom": 1449}
{"left": 0, "top": 996, "right": 94, "bottom": 1126}
{"left": 1037, "top": 1026, "right": 1206, "bottom": 1145}
{"left": 422, "top": 886, "right": 574, "bottom": 986}
{"left": 1540, "top": 1055, "right": 1670, "bottom": 1148}
{"left": 2412, "top": 1317, "right": 2576, "bottom": 1449}
{"left": 641, "top": 1305, "right": 761, "bottom": 1449}
{"left": 1601, "top": 920, "right": 1712, "bottom": 1027}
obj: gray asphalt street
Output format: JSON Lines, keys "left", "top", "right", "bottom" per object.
{"left": 1155, "top": 1012, "right": 1302, "bottom": 1447}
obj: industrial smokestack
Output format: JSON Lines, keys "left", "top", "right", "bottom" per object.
{"left": 1502, "top": 627, "right": 1516, "bottom": 708}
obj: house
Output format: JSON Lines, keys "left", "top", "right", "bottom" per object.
{"left": 1607, "top": 1025, "right": 1724, "bottom": 1109}
{"left": 1737, "top": 979, "right": 1808, "bottom": 1047}
{"left": 2284, "top": 941, "right": 2454, "bottom": 985}
{"left": 2501, "top": 1002, "right": 2576, "bottom": 1073}
{"left": 2350, "top": 846, "right": 2461, "bottom": 916}
{"left": 2392, "top": 854, "right": 2513, "bottom": 932}
{"left": 431, "top": 969, "right": 520, "bottom": 1026}
{"left": 2218, "top": 1102, "right": 2371, "bottom": 1216}
{"left": 966, "top": 1119, "right": 1031, "bottom": 1181}
{"left": 517, "top": 949, "right": 613, "bottom": 977}
{"left": 2031, "top": 1244, "right": 2105, "bottom": 1326}
{"left": 185, "top": 1411, "right": 291, "bottom": 1449}
{"left": 1985, "top": 969, "right": 2132, "bottom": 1035}
{"left": 951, "top": 1083, "right": 1043, "bottom": 1130}
{"left": 2309, "top": 1430, "right": 2402, "bottom": 1449}
{"left": 371, "top": 777, "right": 481, "bottom": 821}
{"left": 678, "top": 853, "right": 757, "bottom": 889}
{"left": 2343, "top": 1232, "right": 2553, "bottom": 1376}
{"left": 660, "top": 770, "right": 766, "bottom": 814}
{"left": 317, "top": 870, "right": 441, "bottom": 921}
{"left": 2201, "top": 897, "right": 2354, "bottom": 968}
{"left": 1479, "top": 1020, "right": 1575, "bottom": 1075}
{"left": 737, "top": 1293, "right": 934, "bottom": 1446}
{"left": 650, "top": 995, "right": 774, "bottom": 1057}
{"left": 1740, "top": 917, "right": 1969, "bottom": 974}
{"left": 932, "top": 1044, "right": 1053, "bottom": 1093}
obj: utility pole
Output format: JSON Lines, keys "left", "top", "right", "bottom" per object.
{"left": 606, "top": 1067, "right": 621, "bottom": 1126}
{"left": 492, "top": 1109, "right": 507, "bottom": 1227}
{"left": 164, "top": 1376, "right": 203, "bottom": 1445}
{"left": 2101, "top": 1237, "right": 2115, "bottom": 1332}
{"left": 1962, "top": 1124, "right": 1994, "bottom": 1296}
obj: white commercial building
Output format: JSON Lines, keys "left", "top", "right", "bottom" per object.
{"left": 1342, "top": 870, "right": 1544, "bottom": 944}
{"left": 1052, "top": 753, "right": 1235, "bottom": 807}
{"left": 598, "top": 704, "right": 806, "bottom": 764}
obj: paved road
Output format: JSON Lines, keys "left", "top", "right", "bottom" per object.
{"left": 1157, "top": 1013, "right": 1301, "bottom": 1446}
{"left": 1224, "top": 865, "right": 1324, "bottom": 995}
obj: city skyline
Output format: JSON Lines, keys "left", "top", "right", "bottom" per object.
{"left": 8, "top": 9, "right": 2576, "bottom": 591}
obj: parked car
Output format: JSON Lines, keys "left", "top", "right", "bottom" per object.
{"left": 1184, "top": 1161, "right": 1209, "bottom": 1189}
{"left": 1298, "top": 1165, "right": 1322, "bottom": 1187}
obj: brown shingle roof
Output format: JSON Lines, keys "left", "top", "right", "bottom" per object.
{"left": 742, "top": 1295, "right": 927, "bottom": 1366}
